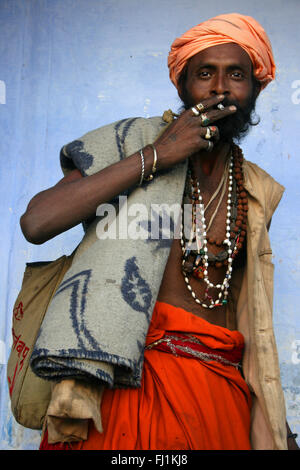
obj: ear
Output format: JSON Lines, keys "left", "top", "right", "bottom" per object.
{"left": 177, "top": 84, "right": 185, "bottom": 102}
{"left": 254, "top": 81, "right": 261, "bottom": 99}
{"left": 252, "top": 74, "right": 262, "bottom": 99}
{"left": 177, "top": 65, "right": 189, "bottom": 102}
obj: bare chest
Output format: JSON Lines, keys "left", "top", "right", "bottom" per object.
{"left": 157, "top": 195, "right": 232, "bottom": 328}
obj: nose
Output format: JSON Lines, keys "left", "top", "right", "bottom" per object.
{"left": 210, "top": 72, "right": 230, "bottom": 97}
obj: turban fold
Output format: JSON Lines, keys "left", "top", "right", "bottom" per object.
{"left": 168, "top": 13, "right": 275, "bottom": 91}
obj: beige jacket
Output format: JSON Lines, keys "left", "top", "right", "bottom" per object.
{"left": 227, "top": 159, "right": 287, "bottom": 450}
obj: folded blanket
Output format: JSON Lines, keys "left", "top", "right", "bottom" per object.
{"left": 30, "top": 114, "right": 188, "bottom": 389}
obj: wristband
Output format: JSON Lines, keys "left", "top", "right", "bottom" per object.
{"left": 144, "top": 144, "right": 158, "bottom": 182}
{"left": 138, "top": 149, "right": 145, "bottom": 186}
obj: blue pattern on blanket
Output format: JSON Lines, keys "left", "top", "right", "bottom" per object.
{"left": 138, "top": 207, "right": 175, "bottom": 251}
{"left": 121, "top": 257, "right": 152, "bottom": 321}
{"left": 64, "top": 140, "right": 94, "bottom": 174}
{"left": 54, "top": 269, "right": 99, "bottom": 350}
{"left": 114, "top": 118, "right": 139, "bottom": 161}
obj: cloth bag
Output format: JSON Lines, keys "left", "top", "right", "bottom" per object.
{"left": 7, "top": 252, "right": 75, "bottom": 429}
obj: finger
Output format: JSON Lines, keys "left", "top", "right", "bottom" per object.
{"left": 198, "top": 105, "right": 237, "bottom": 126}
{"left": 189, "top": 94, "right": 225, "bottom": 117}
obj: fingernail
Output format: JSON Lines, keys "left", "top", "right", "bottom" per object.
{"left": 229, "top": 105, "right": 237, "bottom": 111}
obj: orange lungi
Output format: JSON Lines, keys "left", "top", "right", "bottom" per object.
{"left": 40, "top": 301, "right": 252, "bottom": 450}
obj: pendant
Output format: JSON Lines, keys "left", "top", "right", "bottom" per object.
{"left": 193, "top": 266, "right": 205, "bottom": 279}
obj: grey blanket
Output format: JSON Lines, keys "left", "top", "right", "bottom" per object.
{"left": 30, "top": 115, "right": 187, "bottom": 388}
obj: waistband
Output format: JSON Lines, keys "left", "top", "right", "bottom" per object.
{"left": 145, "top": 332, "right": 243, "bottom": 369}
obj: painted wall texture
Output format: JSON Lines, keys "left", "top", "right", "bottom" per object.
{"left": 0, "top": 0, "right": 299, "bottom": 450}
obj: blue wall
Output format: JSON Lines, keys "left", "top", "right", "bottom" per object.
{"left": 1, "top": 0, "right": 299, "bottom": 449}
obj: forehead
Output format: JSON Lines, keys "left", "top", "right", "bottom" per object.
{"left": 187, "top": 43, "right": 253, "bottom": 71}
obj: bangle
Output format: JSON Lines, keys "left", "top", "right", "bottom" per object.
{"left": 144, "top": 144, "right": 158, "bottom": 182}
{"left": 138, "top": 149, "right": 145, "bottom": 186}
{"left": 287, "top": 433, "right": 298, "bottom": 440}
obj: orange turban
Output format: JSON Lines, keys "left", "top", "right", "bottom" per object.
{"left": 168, "top": 13, "right": 275, "bottom": 91}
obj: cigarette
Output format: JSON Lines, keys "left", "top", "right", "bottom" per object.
{"left": 217, "top": 103, "right": 225, "bottom": 110}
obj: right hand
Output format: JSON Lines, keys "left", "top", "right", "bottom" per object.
{"left": 154, "top": 94, "right": 237, "bottom": 171}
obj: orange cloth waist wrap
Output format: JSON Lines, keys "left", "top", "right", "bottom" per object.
{"left": 40, "top": 301, "right": 252, "bottom": 450}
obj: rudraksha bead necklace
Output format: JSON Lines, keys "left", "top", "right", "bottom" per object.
{"left": 180, "top": 144, "right": 247, "bottom": 309}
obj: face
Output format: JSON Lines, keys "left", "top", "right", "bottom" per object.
{"left": 178, "top": 43, "right": 260, "bottom": 142}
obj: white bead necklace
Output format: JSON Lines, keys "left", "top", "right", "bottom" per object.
{"left": 181, "top": 155, "right": 234, "bottom": 309}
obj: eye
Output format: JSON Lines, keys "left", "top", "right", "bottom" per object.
{"left": 197, "top": 70, "right": 211, "bottom": 78}
{"left": 231, "top": 71, "right": 244, "bottom": 79}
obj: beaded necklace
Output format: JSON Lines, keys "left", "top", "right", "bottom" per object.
{"left": 180, "top": 144, "right": 247, "bottom": 309}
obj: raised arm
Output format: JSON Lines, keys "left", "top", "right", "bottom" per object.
{"left": 20, "top": 147, "right": 156, "bottom": 245}
{"left": 20, "top": 96, "right": 235, "bottom": 245}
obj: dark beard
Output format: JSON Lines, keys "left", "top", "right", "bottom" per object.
{"left": 180, "top": 90, "right": 259, "bottom": 143}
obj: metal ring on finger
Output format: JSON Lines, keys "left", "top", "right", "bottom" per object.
{"left": 200, "top": 113, "right": 210, "bottom": 126}
{"left": 209, "top": 125, "right": 219, "bottom": 139}
{"left": 195, "top": 102, "right": 205, "bottom": 112}
{"left": 206, "top": 140, "right": 214, "bottom": 152}
{"left": 191, "top": 106, "right": 200, "bottom": 116}
{"left": 204, "top": 127, "right": 212, "bottom": 140}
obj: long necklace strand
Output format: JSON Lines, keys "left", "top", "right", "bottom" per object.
{"left": 180, "top": 145, "right": 247, "bottom": 309}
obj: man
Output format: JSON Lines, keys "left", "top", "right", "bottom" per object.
{"left": 20, "top": 13, "right": 298, "bottom": 450}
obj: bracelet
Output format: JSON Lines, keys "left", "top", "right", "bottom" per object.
{"left": 138, "top": 149, "right": 145, "bottom": 186}
{"left": 143, "top": 144, "right": 158, "bottom": 182}
{"left": 287, "top": 432, "right": 298, "bottom": 440}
